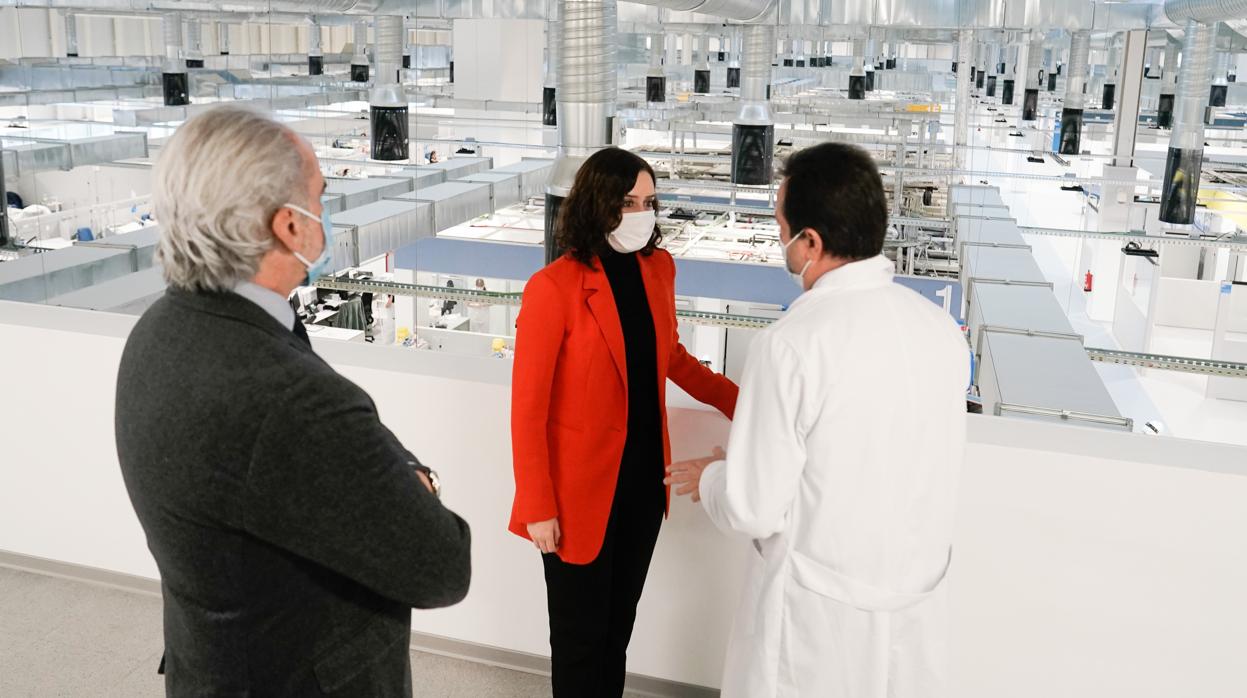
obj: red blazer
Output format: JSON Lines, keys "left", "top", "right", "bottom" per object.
{"left": 509, "top": 249, "right": 738, "bottom": 564}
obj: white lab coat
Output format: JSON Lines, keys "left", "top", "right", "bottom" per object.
{"left": 700, "top": 255, "right": 969, "bottom": 698}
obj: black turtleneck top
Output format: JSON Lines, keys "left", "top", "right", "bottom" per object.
{"left": 599, "top": 251, "right": 663, "bottom": 503}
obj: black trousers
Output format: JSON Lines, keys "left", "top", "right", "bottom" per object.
{"left": 542, "top": 455, "right": 664, "bottom": 697}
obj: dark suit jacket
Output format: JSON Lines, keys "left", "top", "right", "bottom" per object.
{"left": 115, "top": 288, "right": 471, "bottom": 697}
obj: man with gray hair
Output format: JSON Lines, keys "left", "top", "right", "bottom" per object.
{"left": 115, "top": 105, "right": 471, "bottom": 697}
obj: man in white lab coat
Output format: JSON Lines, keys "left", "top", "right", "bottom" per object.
{"left": 666, "top": 143, "right": 969, "bottom": 698}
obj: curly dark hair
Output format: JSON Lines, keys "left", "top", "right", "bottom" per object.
{"left": 555, "top": 147, "right": 661, "bottom": 267}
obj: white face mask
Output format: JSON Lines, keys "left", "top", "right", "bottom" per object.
{"left": 783, "top": 231, "right": 812, "bottom": 290}
{"left": 607, "top": 210, "right": 657, "bottom": 254}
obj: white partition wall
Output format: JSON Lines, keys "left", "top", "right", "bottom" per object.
{"left": 3, "top": 302, "right": 1247, "bottom": 695}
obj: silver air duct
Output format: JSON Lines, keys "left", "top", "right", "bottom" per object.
{"left": 351, "top": 20, "right": 370, "bottom": 82}
{"left": 1164, "top": 0, "right": 1247, "bottom": 23}
{"left": 647, "top": 32, "right": 666, "bottom": 103}
{"left": 218, "top": 21, "right": 230, "bottom": 55}
{"left": 727, "top": 27, "right": 742, "bottom": 87}
{"left": 1159, "top": 40, "right": 1180, "bottom": 127}
{"left": 1022, "top": 32, "right": 1042, "bottom": 120}
{"left": 1160, "top": 19, "right": 1216, "bottom": 225}
{"left": 161, "top": 12, "right": 188, "bottom": 107}
{"left": 1058, "top": 30, "right": 1090, "bottom": 155}
{"left": 1210, "top": 49, "right": 1229, "bottom": 106}
{"left": 976, "top": 40, "right": 987, "bottom": 90}
{"left": 624, "top": 0, "right": 773, "bottom": 23}
{"left": 986, "top": 42, "right": 1001, "bottom": 97}
{"left": 955, "top": 29, "right": 973, "bottom": 172}
{"left": 309, "top": 17, "right": 324, "bottom": 75}
{"left": 403, "top": 17, "right": 413, "bottom": 69}
{"left": 370, "top": 15, "right": 407, "bottom": 161}
{"left": 544, "top": 0, "right": 561, "bottom": 123}
{"left": 65, "top": 12, "right": 79, "bottom": 57}
{"left": 732, "top": 22, "right": 774, "bottom": 185}
{"left": 695, "top": 35, "right": 711, "bottom": 93}
{"left": 865, "top": 36, "right": 876, "bottom": 90}
{"left": 185, "top": 18, "right": 204, "bottom": 68}
{"left": 544, "top": 0, "right": 618, "bottom": 263}
{"left": 1001, "top": 40, "right": 1017, "bottom": 105}
{"left": 849, "top": 36, "right": 866, "bottom": 98}
{"left": 1103, "top": 37, "right": 1120, "bottom": 110}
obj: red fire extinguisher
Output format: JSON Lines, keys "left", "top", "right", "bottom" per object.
{"left": 1084, "top": 270, "right": 1094, "bottom": 292}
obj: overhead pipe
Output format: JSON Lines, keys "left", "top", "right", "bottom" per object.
{"left": 185, "top": 18, "right": 204, "bottom": 68}
{"left": 217, "top": 20, "right": 230, "bottom": 55}
{"left": 1022, "top": 31, "right": 1043, "bottom": 120}
{"left": 1159, "top": 40, "right": 1180, "bottom": 127}
{"left": 161, "top": 12, "right": 188, "bottom": 107}
{"left": 309, "top": 17, "right": 324, "bottom": 75}
{"left": 727, "top": 26, "right": 742, "bottom": 87}
{"left": 849, "top": 36, "right": 866, "bottom": 99}
{"left": 65, "top": 12, "right": 79, "bottom": 57}
{"left": 351, "top": 19, "right": 370, "bottom": 82}
{"left": 1160, "top": 19, "right": 1216, "bottom": 225}
{"left": 544, "top": 0, "right": 617, "bottom": 264}
{"left": 732, "top": 21, "right": 775, "bottom": 185}
{"left": 370, "top": 15, "right": 407, "bottom": 161}
{"left": 544, "top": 0, "right": 561, "bottom": 122}
{"left": 1058, "top": 30, "right": 1090, "bottom": 155}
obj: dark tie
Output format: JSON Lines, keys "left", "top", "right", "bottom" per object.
{"left": 292, "top": 320, "right": 311, "bottom": 346}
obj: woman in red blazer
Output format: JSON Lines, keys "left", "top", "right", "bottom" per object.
{"left": 510, "top": 148, "right": 738, "bottom": 696}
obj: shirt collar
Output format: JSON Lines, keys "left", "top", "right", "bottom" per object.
{"left": 809, "top": 254, "right": 894, "bottom": 293}
{"left": 233, "top": 280, "right": 296, "bottom": 331}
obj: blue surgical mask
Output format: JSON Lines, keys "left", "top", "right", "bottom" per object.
{"left": 782, "top": 231, "right": 812, "bottom": 290}
{"left": 284, "top": 202, "right": 333, "bottom": 286}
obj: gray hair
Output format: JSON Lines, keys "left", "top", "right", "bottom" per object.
{"left": 153, "top": 105, "right": 311, "bottom": 292}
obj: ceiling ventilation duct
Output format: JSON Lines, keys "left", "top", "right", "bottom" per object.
{"left": 351, "top": 20, "right": 370, "bottom": 82}
{"left": 544, "top": 0, "right": 617, "bottom": 264}
{"left": 732, "top": 21, "right": 775, "bottom": 185}
{"left": 1022, "top": 31, "right": 1043, "bottom": 119}
{"left": 309, "top": 18, "right": 324, "bottom": 75}
{"left": 1159, "top": 40, "right": 1180, "bottom": 127}
{"left": 544, "top": 0, "right": 561, "bottom": 123}
{"left": 185, "top": 18, "right": 204, "bottom": 68}
{"left": 161, "top": 12, "right": 189, "bottom": 107}
{"left": 65, "top": 13, "right": 79, "bottom": 57}
{"left": 1058, "top": 29, "right": 1090, "bottom": 155}
{"left": 218, "top": 21, "right": 230, "bottom": 55}
{"left": 1160, "top": 18, "right": 1216, "bottom": 225}
{"left": 370, "top": 15, "right": 407, "bottom": 161}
